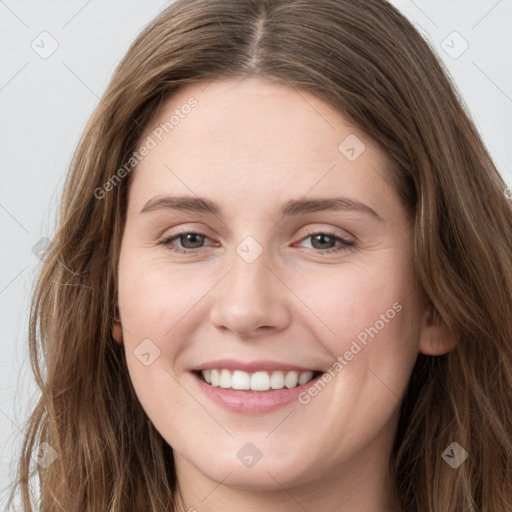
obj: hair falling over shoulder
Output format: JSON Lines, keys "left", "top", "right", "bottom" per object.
{"left": 8, "top": 1, "right": 512, "bottom": 510}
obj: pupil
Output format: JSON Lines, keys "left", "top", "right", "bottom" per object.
{"left": 182, "top": 233, "right": 203, "bottom": 248}
{"left": 312, "top": 234, "right": 333, "bottom": 249}
{"left": 179, "top": 234, "right": 335, "bottom": 250}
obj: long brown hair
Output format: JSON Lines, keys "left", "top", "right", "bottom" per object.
{"left": 9, "top": 1, "right": 512, "bottom": 510}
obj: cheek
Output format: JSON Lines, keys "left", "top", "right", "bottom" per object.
{"left": 288, "top": 255, "right": 418, "bottom": 346}
{"left": 285, "top": 254, "right": 421, "bottom": 399}
{"left": 117, "top": 250, "right": 219, "bottom": 419}
{"left": 117, "top": 252, "right": 201, "bottom": 432}
{"left": 118, "top": 249, "right": 208, "bottom": 340}
{"left": 288, "top": 263, "right": 420, "bottom": 444}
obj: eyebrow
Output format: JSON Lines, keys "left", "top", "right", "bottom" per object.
{"left": 140, "top": 194, "right": 383, "bottom": 221}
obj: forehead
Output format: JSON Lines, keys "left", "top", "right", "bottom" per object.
{"left": 129, "top": 77, "right": 398, "bottom": 219}
{"left": 141, "top": 77, "right": 376, "bottom": 162}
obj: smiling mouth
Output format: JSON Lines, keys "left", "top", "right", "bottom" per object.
{"left": 194, "top": 369, "right": 322, "bottom": 392}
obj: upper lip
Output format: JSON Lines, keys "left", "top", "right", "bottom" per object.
{"left": 192, "top": 359, "right": 321, "bottom": 373}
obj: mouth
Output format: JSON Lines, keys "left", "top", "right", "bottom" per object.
{"left": 190, "top": 359, "right": 326, "bottom": 414}
{"left": 193, "top": 368, "right": 323, "bottom": 392}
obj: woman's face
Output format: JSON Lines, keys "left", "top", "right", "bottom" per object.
{"left": 116, "top": 77, "right": 439, "bottom": 503}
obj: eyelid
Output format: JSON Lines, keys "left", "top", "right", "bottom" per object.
{"left": 299, "top": 226, "right": 355, "bottom": 242}
{"left": 158, "top": 229, "right": 218, "bottom": 253}
{"left": 295, "top": 230, "right": 355, "bottom": 253}
{"left": 158, "top": 226, "right": 355, "bottom": 256}
{"left": 159, "top": 223, "right": 354, "bottom": 242}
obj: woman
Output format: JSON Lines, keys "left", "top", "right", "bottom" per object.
{"left": 9, "top": 0, "right": 512, "bottom": 510}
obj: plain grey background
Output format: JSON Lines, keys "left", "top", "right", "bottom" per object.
{"left": 1, "top": 0, "right": 511, "bottom": 507}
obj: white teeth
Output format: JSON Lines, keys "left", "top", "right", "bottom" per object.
{"left": 284, "top": 370, "right": 298, "bottom": 388}
{"left": 270, "top": 371, "right": 285, "bottom": 389}
{"left": 199, "top": 369, "right": 317, "bottom": 391}
{"left": 231, "top": 370, "right": 250, "bottom": 390}
{"left": 298, "top": 371, "right": 313, "bottom": 385}
{"left": 251, "top": 371, "right": 270, "bottom": 391}
{"left": 210, "top": 369, "right": 220, "bottom": 387}
{"left": 219, "top": 369, "right": 231, "bottom": 388}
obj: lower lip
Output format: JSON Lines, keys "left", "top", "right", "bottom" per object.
{"left": 192, "top": 372, "right": 322, "bottom": 415}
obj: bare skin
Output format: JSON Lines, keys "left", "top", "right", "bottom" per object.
{"left": 114, "top": 77, "right": 455, "bottom": 512}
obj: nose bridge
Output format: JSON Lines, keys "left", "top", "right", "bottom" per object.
{"left": 209, "top": 236, "right": 291, "bottom": 334}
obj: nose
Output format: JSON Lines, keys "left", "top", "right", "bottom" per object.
{"left": 209, "top": 248, "right": 292, "bottom": 337}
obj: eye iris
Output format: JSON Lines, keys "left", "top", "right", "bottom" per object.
{"left": 172, "top": 233, "right": 342, "bottom": 251}
{"left": 311, "top": 234, "right": 335, "bottom": 249}
{"left": 180, "top": 233, "right": 204, "bottom": 249}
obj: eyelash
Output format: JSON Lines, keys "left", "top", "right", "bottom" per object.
{"left": 158, "top": 230, "right": 355, "bottom": 255}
